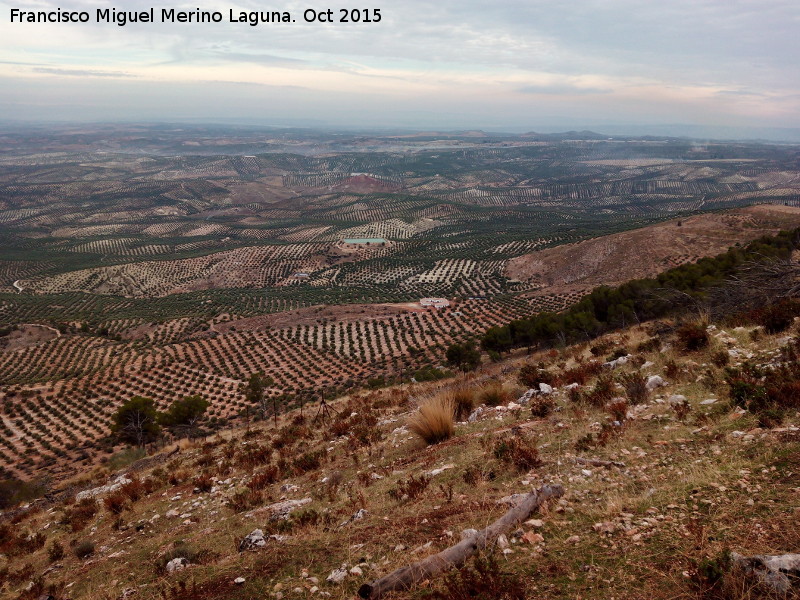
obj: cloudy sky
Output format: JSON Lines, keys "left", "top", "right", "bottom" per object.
{"left": 0, "top": 0, "right": 798, "bottom": 135}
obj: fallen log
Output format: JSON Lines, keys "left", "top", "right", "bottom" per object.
{"left": 357, "top": 483, "right": 564, "bottom": 599}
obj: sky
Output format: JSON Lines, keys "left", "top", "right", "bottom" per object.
{"left": 0, "top": 0, "right": 798, "bottom": 136}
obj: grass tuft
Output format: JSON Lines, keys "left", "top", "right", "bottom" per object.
{"left": 408, "top": 393, "right": 455, "bottom": 445}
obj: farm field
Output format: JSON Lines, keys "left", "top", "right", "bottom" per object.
{"left": 1, "top": 124, "right": 799, "bottom": 481}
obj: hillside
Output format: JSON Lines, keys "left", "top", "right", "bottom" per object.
{"left": 1, "top": 314, "right": 798, "bottom": 600}
{"left": 507, "top": 204, "right": 800, "bottom": 289}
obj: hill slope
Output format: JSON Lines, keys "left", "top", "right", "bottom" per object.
{"left": 1, "top": 316, "right": 798, "bottom": 600}
{"left": 507, "top": 204, "right": 800, "bottom": 288}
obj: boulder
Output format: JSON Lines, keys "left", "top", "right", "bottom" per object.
{"left": 165, "top": 557, "right": 189, "bottom": 573}
{"left": 76, "top": 475, "right": 132, "bottom": 501}
{"left": 239, "top": 529, "right": 267, "bottom": 552}
{"left": 645, "top": 375, "right": 667, "bottom": 391}
{"left": 538, "top": 383, "right": 553, "bottom": 394}
{"left": 604, "top": 355, "right": 630, "bottom": 369}
{"left": 731, "top": 552, "right": 800, "bottom": 594}
{"left": 468, "top": 406, "right": 486, "bottom": 422}
{"left": 516, "top": 389, "right": 537, "bottom": 405}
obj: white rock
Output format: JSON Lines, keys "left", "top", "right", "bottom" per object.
{"left": 700, "top": 398, "right": 717, "bottom": 405}
{"left": 427, "top": 464, "right": 455, "bottom": 477}
{"left": 646, "top": 375, "right": 666, "bottom": 390}
{"left": 517, "top": 389, "right": 536, "bottom": 405}
{"left": 239, "top": 529, "right": 267, "bottom": 551}
{"left": 468, "top": 406, "right": 486, "bottom": 422}
{"left": 326, "top": 566, "right": 348, "bottom": 584}
{"left": 234, "top": 577, "right": 245, "bottom": 584}
{"left": 166, "top": 557, "right": 189, "bottom": 573}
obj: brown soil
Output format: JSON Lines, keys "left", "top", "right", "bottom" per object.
{"left": 506, "top": 204, "right": 800, "bottom": 287}
{"left": 0, "top": 323, "right": 59, "bottom": 352}
{"left": 214, "top": 302, "right": 424, "bottom": 332}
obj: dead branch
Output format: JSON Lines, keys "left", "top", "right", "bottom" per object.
{"left": 357, "top": 483, "right": 564, "bottom": 599}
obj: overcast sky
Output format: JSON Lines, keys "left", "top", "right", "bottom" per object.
{"left": 0, "top": 0, "right": 798, "bottom": 134}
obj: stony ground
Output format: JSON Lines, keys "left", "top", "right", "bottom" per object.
{"left": 1, "top": 319, "right": 798, "bottom": 600}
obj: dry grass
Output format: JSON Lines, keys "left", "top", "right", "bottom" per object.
{"left": 451, "top": 387, "right": 476, "bottom": 421}
{"left": 478, "top": 381, "right": 512, "bottom": 407}
{"left": 407, "top": 393, "right": 455, "bottom": 445}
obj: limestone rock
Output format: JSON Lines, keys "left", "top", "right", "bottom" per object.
{"left": 731, "top": 552, "right": 800, "bottom": 594}
{"left": 239, "top": 529, "right": 267, "bottom": 552}
{"left": 327, "top": 565, "right": 348, "bottom": 584}
{"left": 165, "top": 557, "right": 189, "bottom": 573}
{"left": 517, "top": 389, "right": 537, "bottom": 405}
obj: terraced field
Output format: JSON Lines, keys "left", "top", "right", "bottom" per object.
{"left": 1, "top": 124, "right": 799, "bottom": 480}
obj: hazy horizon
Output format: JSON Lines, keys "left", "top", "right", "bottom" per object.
{"left": 1, "top": 1, "right": 798, "bottom": 140}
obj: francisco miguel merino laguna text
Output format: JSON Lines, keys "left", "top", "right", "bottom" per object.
{"left": 9, "top": 7, "right": 382, "bottom": 26}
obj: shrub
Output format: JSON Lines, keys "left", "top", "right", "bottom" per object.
{"left": 607, "top": 400, "right": 628, "bottom": 423}
{"left": 517, "top": 364, "right": 554, "bottom": 388}
{"left": 664, "top": 359, "right": 682, "bottom": 380}
{"left": 711, "top": 350, "right": 729, "bottom": 367}
{"left": 432, "top": 552, "right": 525, "bottom": 600}
{"left": 585, "top": 374, "right": 615, "bottom": 406}
{"left": 388, "top": 474, "right": 431, "bottom": 501}
{"left": 636, "top": 336, "right": 661, "bottom": 353}
{"left": 555, "top": 361, "right": 603, "bottom": 386}
{"left": 408, "top": 394, "right": 455, "bottom": 445}
{"left": 673, "top": 398, "right": 691, "bottom": 422}
{"left": 120, "top": 476, "right": 145, "bottom": 502}
{"left": 158, "top": 540, "right": 205, "bottom": 572}
{"left": 63, "top": 498, "right": 98, "bottom": 532}
{"left": 451, "top": 388, "right": 475, "bottom": 421}
{"left": 691, "top": 549, "right": 732, "bottom": 597}
{"left": 103, "top": 491, "right": 127, "bottom": 514}
{"left": 293, "top": 450, "right": 325, "bottom": 474}
{"left": 493, "top": 434, "right": 541, "bottom": 472}
{"left": 619, "top": 372, "right": 649, "bottom": 405}
{"left": 74, "top": 540, "right": 95, "bottom": 559}
{"left": 750, "top": 298, "right": 800, "bottom": 333}
{"left": 248, "top": 466, "right": 279, "bottom": 491}
{"left": 478, "top": 382, "right": 510, "bottom": 407}
{"left": 0, "top": 477, "right": 47, "bottom": 510}
{"left": 567, "top": 387, "right": 583, "bottom": 403}
{"left": 47, "top": 540, "right": 64, "bottom": 562}
{"left": 193, "top": 473, "right": 214, "bottom": 493}
{"left": 676, "top": 322, "right": 709, "bottom": 351}
{"left": 236, "top": 444, "right": 273, "bottom": 468}
{"left": 228, "top": 488, "right": 263, "bottom": 512}
{"left": 529, "top": 394, "right": 554, "bottom": 418}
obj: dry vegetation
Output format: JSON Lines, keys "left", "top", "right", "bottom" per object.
{"left": 1, "top": 315, "right": 798, "bottom": 600}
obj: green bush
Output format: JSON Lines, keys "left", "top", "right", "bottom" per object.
{"left": 74, "top": 540, "right": 95, "bottom": 559}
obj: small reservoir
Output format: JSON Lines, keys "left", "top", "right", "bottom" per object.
{"left": 343, "top": 238, "right": 387, "bottom": 244}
